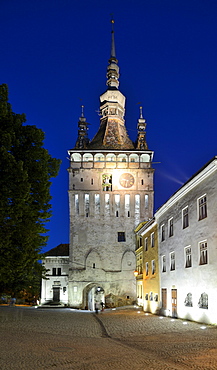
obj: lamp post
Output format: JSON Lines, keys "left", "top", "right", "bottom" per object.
{"left": 134, "top": 270, "right": 139, "bottom": 277}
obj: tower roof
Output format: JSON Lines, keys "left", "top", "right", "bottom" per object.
{"left": 87, "top": 19, "right": 135, "bottom": 150}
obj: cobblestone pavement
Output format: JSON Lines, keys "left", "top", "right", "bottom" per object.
{"left": 0, "top": 306, "right": 217, "bottom": 369}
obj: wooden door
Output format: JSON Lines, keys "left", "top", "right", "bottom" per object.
{"left": 53, "top": 287, "right": 60, "bottom": 302}
{"left": 161, "top": 288, "right": 167, "bottom": 310}
{"left": 171, "top": 289, "right": 177, "bottom": 317}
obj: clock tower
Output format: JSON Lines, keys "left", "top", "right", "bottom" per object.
{"left": 67, "top": 22, "right": 154, "bottom": 309}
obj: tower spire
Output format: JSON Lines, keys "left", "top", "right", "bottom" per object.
{"left": 111, "top": 18, "right": 116, "bottom": 59}
{"left": 106, "top": 18, "right": 119, "bottom": 89}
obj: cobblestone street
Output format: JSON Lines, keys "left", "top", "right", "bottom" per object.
{"left": 0, "top": 306, "right": 217, "bottom": 369}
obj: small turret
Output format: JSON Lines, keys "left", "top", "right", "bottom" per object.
{"left": 74, "top": 105, "right": 89, "bottom": 149}
{"left": 136, "top": 106, "right": 148, "bottom": 150}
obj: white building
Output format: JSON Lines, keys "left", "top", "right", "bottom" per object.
{"left": 156, "top": 156, "right": 217, "bottom": 324}
{"left": 41, "top": 244, "right": 69, "bottom": 305}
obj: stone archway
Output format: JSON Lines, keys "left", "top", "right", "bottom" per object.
{"left": 83, "top": 283, "right": 105, "bottom": 311}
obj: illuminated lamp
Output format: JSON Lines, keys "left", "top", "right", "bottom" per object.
{"left": 134, "top": 270, "right": 139, "bottom": 277}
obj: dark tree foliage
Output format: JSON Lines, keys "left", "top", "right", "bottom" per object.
{"left": 0, "top": 84, "right": 61, "bottom": 296}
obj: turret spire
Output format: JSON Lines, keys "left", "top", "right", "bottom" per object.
{"left": 74, "top": 105, "right": 89, "bottom": 149}
{"left": 136, "top": 106, "right": 148, "bottom": 150}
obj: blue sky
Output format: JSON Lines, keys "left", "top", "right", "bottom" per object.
{"left": 1, "top": 0, "right": 217, "bottom": 252}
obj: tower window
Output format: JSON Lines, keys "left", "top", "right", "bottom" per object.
{"left": 95, "top": 194, "right": 100, "bottom": 214}
{"left": 141, "top": 179, "right": 144, "bottom": 185}
{"left": 118, "top": 232, "right": 126, "bottom": 242}
{"left": 125, "top": 194, "right": 130, "bottom": 217}
{"left": 93, "top": 263, "right": 95, "bottom": 269}
{"left": 85, "top": 194, "right": 89, "bottom": 217}
{"left": 135, "top": 195, "right": 140, "bottom": 220}
{"left": 91, "top": 179, "right": 94, "bottom": 185}
{"left": 115, "top": 194, "right": 120, "bottom": 217}
{"left": 145, "top": 194, "right": 148, "bottom": 209}
{"left": 81, "top": 178, "right": 83, "bottom": 182}
{"left": 105, "top": 194, "right": 110, "bottom": 214}
{"left": 75, "top": 194, "right": 79, "bottom": 215}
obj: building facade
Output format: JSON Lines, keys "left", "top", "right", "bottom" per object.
{"left": 67, "top": 24, "right": 154, "bottom": 309}
{"left": 155, "top": 157, "right": 217, "bottom": 324}
{"left": 135, "top": 218, "right": 160, "bottom": 314}
{"left": 41, "top": 244, "right": 69, "bottom": 305}
{"left": 134, "top": 157, "right": 217, "bottom": 324}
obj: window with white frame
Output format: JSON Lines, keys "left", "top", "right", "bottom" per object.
{"left": 161, "top": 224, "right": 165, "bottom": 242}
{"left": 151, "top": 232, "right": 155, "bottom": 247}
{"left": 198, "top": 292, "right": 208, "bottom": 309}
{"left": 168, "top": 217, "right": 173, "bottom": 237}
{"left": 145, "top": 262, "right": 149, "bottom": 276}
{"left": 151, "top": 260, "right": 155, "bottom": 275}
{"left": 136, "top": 252, "right": 143, "bottom": 274}
{"left": 182, "top": 206, "right": 189, "bottom": 229}
{"left": 145, "top": 237, "right": 148, "bottom": 251}
{"left": 198, "top": 195, "right": 207, "bottom": 220}
{"left": 162, "top": 255, "right": 166, "bottom": 273}
{"left": 170, "top": 252, "right": 175, "bottom": 271}
{"left": 185, "top": 246, "right": 192, "bottom": 268}
{"left": 184, "top": 292, "right": 193, "bottom": 307}
{"left": 199, "top": 241, "right": 208, "bottom": 265}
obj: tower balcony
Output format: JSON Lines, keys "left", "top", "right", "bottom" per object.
{"left": 68, "top": 150, "right": 154, "bottom": 170}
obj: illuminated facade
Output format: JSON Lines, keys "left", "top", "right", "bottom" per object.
{"left": 41, "top": 244, "right": 69, "bottom": 305}
{"left": 135, "top": 219, "right": 160, "bottom": 314}
{"left": 156, "top": 157, "right": 217, "bottom": 324}
{"left": 67, "top": 23, "right": 154, "bottom": 309}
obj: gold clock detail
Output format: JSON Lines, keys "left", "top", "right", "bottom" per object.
{"left": 119, "top": 173, "right": 134, "bottom": 188}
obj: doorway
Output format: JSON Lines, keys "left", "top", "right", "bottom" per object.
{"left": 53, "top": 287, "right": 60, "bottom": 302}
{"left": 171, "top": 289, "right": 177, "bottom": 318}
{"left": 161, "top": 288, "right": 167, "bottom": 310}
{"left": 87, "top": 285, "right": 104, "bottom": 311}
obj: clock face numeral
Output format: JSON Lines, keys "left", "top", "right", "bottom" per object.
{"left": 119, "top": 173, "right": 134, "bottom": 188}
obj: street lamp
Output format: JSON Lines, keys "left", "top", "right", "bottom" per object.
{"left": 134, "top": 270, "right": 139, "bottom": 277}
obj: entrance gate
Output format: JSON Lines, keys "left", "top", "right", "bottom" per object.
{"left": 86, "top": 285, "right": 104, "bottom": 311}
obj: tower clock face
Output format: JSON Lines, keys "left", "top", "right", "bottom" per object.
{"left": 119, "top": 173, "right": 134, "bottom": 188}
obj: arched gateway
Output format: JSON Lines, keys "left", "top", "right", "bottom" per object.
{"left": 83, "top": 283, "right": 105, "bottom": 311}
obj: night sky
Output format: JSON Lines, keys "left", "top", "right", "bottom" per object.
{"left": 2, "top": 0, "right": 217, "bottom": 253}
